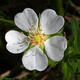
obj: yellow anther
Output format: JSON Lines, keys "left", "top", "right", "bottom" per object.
{"left": 39, "top": 24, "right": 42, "bottom": 27}
{"left": 33, "top": 27, "right": 36, "bottom": 30}
{"left": 29, "top": 28, "right": 32, "bottom": 31}
{"left": 32, "top": 24, "right": 36, "bottom": 30}
{"left": 24, "top": 40, "right": 27, "bottom": 42}
{"left": 21, "top": 32, "right": 24, "bottom": 34}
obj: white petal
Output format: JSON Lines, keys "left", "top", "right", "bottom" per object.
{"left": 5, "top": 30, "right": 26, "bottom": 44}
{"left": 6, "top": 42, "right": 28, "bottom": 54}
{"left": 5, "top": 30, "right": 29, "bottom": 53}
{"left": 14, "top": 8, "right": 38, "bottom": 32}
{"left": 22, "top": 46, "right": 48, "bottom": 71}
{"left": 45, "top": 36, "right": 67, "bottom": 61}
{"left": 40, "top": 9, "right": 64, "bottom": 34}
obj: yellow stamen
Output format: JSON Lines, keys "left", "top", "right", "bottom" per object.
{"left": 39, "top": 24, "right": 42, "bottom": 27}
{"left": 32, "top": 24, "right": 36, "bottom": 30}
{"left": 28, "top": 36, "right": 32, "bottom": 39}
{"left": 29, "top": 28, "right": 32, "bottom": 31}
{"left": 21, "top": 32, "right": 24, "bottom": 34}
{"left": 28, "top": 31, "right": 46, "bottom": 46}
{"left": 24, "top": 40, "right": 27, "bottom": 42}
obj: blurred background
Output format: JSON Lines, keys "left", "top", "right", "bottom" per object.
{"left": 0, "top": 0, "right": 80, "bottom": 80}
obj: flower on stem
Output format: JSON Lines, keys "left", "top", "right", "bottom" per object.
{"left": 5, "top": 8, "right": 67, "bottom": 71}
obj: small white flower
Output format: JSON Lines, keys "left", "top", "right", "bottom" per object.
{"left": 5, "top": 8, "right": 67, "bottom": 71}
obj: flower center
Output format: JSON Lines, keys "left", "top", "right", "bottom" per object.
{"left": 22, "top": 24, "right": 46, "bottom": 46}
{"left": 28, "top": 30, "right": 46, "bottom": 45}
{"left": 27, "top": 24, "right": 46, "bottom": 45}
{"left": 34, "top": 35, "right": 42, "bottom": 43}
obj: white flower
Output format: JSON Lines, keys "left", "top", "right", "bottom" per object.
{"left": 5, "top": 8, "right": 67, "bottom": 71}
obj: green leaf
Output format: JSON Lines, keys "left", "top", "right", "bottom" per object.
{"left": 66, "top": 17, "right": 80, "bottom": 57}
{"left": 77, "top": 60, "right": 80, "bottom": 80}
{"left": 77, "top": 60, "right": 80, "bottom": 72}
{"left": 62, "top": 61, "right": 75, "bottom": 80}
{"left": 68, "top": 59, "right": 78, "bottom": 72}
{"left": 71, "top": 17, "right": 80, "bottom": 51}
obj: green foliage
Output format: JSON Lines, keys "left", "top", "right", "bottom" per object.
{"left": 71, "top": 18, "right": 80, "bottom": 51}
{"left": 62, "top": 61, "right": 74, "bottom": 80}
{"left": 62, "top": 59, "right": 78, "bottom": 80}
{"left": 77, "top": 60, "right": 80, "bottom": 80}
{"left": 62, "top": 18, "right": 80, "bottom": 80}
